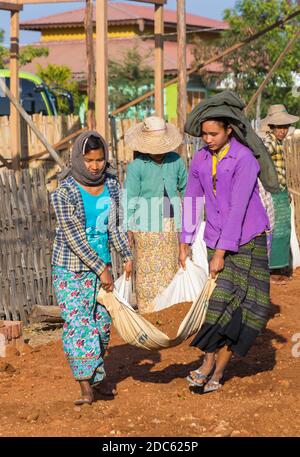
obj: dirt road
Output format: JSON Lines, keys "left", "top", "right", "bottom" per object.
{"left": 1, "top": 271, "right": 300, "bottom": 437}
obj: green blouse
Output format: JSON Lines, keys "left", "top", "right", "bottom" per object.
{"left": 123, "top": 152, "right": 187, "bottom": 232}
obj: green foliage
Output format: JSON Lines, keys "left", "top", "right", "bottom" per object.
{"left": 0, "top": 28, "right": 48, "bottom": 69}
{"left": 192, "top": 0, "right": 300, "bottom": 119}
{"left": 0, "top": 28, "right": 7, "bottom": 68}
{"left": 36, "top": 63, "right": 82, "bottom": 114}
{"left": 19, "top": 46, "right": 49, "bottom": 66}
{"left": 108, "top": 47, "right": 154, "bottom": 118}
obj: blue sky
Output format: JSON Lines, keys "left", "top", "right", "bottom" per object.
{"left": 0, "top": 0, "right": 236, "bottom": 45}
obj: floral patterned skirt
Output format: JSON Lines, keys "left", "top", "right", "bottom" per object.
{"left": 133, "top": 220, "right": 179, "bottom": 314}
{"left": 52, "top": 266, "right": 112, "bottom": 383}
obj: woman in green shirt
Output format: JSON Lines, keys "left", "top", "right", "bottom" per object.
{"left": 124, "top": 116, "right": 187, "bottom": 313}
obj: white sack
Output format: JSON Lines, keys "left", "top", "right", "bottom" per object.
{"left": 114, "top": 273, "right": 134, "bottom": 305}
{"left": 291, "top": 197, "right": 300, "bottom": 270}
{"left": 192, "top": 221, "right": 209, "bottom": 275}
{"left": 153, "top": 258, "right": 208, "bottom": 311}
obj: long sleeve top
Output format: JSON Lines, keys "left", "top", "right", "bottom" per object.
{"left": 263, "top": 131, "right": 287, "bottom": 190}
{"left": 181, "top": 137, "right": 270, "bottom": 252}
{"left": 123, "top": 152, "right": 187, "bottom": 232}
{"left": 51, "top": 174, "right": 133, "bottom": 276}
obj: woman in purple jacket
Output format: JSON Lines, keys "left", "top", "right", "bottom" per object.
{"left": 179, "top": 118, "right": 271, "bottom": 393}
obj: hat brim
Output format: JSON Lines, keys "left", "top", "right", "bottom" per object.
{"left": 261, "top": 112, "right": 299, "bottom": 127}
{"left": 125, "top": 122, "right": 183, "bottom": 154}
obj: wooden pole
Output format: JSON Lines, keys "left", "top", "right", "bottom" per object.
{"left": 10, "top": 9, "right": 20, "bottom": 171}
{"left": 256, "top": 92, "right": 262, "bottom": 130}
{"left": 85, "top": 0, "right": 96, "bottom": 129}
{"left": 96, "top": 0, "right": 108, "bottom": 140}
{"left": 245, "top": 28, "right": 300, "bottom": 115}
{"left": 154, "top": 3, "right": 164, "bottom": 117}
{"left": 177, "top": 0, "right": 187, "bottom": 159}
{"left": 111, "top": 8, "right": 300, "bottom": 116}
{"left": 0, "top": 78, "right": 65, "bottom": 169}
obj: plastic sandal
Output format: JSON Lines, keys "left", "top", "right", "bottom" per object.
{"left": 202, "top": 379, "right": 223, "bottom": 394}
{"left": 186, "top": 370, "right": 210, "bottom": 387}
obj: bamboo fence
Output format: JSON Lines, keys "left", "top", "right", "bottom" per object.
{"left": 0, "top": 167, "right": 56, "bottom": 323}
{"left": 285, "top": 133, "right": 300, "bottom": 237}
{"left": 0, "top": 114, "right": 81, "bottom": 161}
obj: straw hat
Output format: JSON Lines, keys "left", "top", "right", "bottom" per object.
{"left": 261, "top": 104, "right": 299, "bottom": 127}
{"left": 125, "top": 116, "right": 182, "bottom": 154}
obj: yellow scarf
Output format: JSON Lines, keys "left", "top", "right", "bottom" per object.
{"left": 212, "top": 143, "right": 230, "bottom": 194}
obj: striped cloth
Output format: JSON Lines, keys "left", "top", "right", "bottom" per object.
{"left": 51, "top": 174, "right": 132, "bottom": 277}
{"left": 191, "top": 234, "right": 270, "bottom": 357}
{"left": 269, "top": 189, "right": 291, "bottom": 269}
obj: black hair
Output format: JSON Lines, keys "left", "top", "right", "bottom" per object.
{"left": 200, "top": 117, "right": 231, "bottom": 135}
{"left": 133, "top": 150, "right": 143, "bottom": 160}
{"left": 85, "top": 135, "right": 105, "bottom": 154}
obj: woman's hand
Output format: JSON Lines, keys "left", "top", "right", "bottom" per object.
{"left": 179, "top": 243, "right": 190, "bottom": 270}
{"left": 209, "top": 249, "right": 225, "bottom": 278}
{"left": 127, "top": 231, "right": 135, "bottom": 249}
{"left": 100, "top": 266, "right": 114, "bottom": 292}
{"left": 124, "top": 260, "right": 133, "bottom": 280}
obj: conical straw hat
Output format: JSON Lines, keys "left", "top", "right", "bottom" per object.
{"left": 125, "top": 116, "right": 183, "bottom": 154}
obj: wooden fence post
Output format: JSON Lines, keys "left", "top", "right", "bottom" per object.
{"left": 177, "top": 0, "right": 187, "bottom": 161}
{"left": 154, "top": 3, "right": 164, "bottom": 117}
{"left": 10, "top": 9, "right": 21, "bottom": 171}
{"left": 85, "top": 0, "right": 96, "bottom": 130}
{"left": 96, "top": 0, "right": 108, "bottom": 141}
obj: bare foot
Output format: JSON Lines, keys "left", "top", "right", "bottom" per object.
{"left": 270, "top": 275, "right": 288, "bottom": 285}
{"left": 74, "top": 396, "right": 93, "bottom": 406}
{"left": 76, "top": 380, "right": 94, "bottom": 405}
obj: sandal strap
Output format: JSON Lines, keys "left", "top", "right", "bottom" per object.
{"left": 190, "top": 370, "right": 209, "bottom": 380}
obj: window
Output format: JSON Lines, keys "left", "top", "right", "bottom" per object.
{"left": 0, "top": 77, "right": 48, "bottom": 116}
{"left": 0, "top": 78, "right": 10, "bottom": 116}
{"left": 20, "top": 79, "right": 48, "bottom": 115}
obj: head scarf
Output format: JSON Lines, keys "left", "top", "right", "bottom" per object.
{"left": 59, "top": 130, "right": 110, "bottom": 186}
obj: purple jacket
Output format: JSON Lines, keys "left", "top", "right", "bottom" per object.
{"left": 181, "top": 137, "right": 270, "bottom": 252}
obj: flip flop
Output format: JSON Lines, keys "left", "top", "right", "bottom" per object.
{"left": 186, "top": 371, "right": 210, "bottom": 387}
{"left": 202, "top": 379, "right": 223, "bottom": 394}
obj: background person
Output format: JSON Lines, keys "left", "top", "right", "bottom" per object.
{"left": 124, "top": 116, "right": 187, "bottom": 313}
{"left": 261, "top": 104, "right": 299, "bottom": 284}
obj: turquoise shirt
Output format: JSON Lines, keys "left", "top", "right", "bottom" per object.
{"left": 123, "top": 152, "right": 187, "bottom": 232}
{"left": 77, "top": 183, "right": 111, "bottom": 264}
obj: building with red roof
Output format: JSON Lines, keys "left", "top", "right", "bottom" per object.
{"left": 20, "top": 2, "right": 228, "bottom": 119}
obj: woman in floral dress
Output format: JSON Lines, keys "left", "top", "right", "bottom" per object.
{"left": 51, "top": 131, "right": 133, "bottom": 405}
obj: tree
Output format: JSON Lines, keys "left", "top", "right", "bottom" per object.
{"left": 191, "top": 0, "right": 300, "bottom": 119}
{"left": 108, "top": 47, "right": 154, "bottom": 118}
{"left": 19, "top": 46, "right": 49, "bottom": 66}
{"left": 0, "top": 28, "right": 7, "bottom": 67}
{"left": 36, "top": 63, "right": 82, "bottom": 114}
{"left": 0, "top": 30, "right": 48, "bottom": 68}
